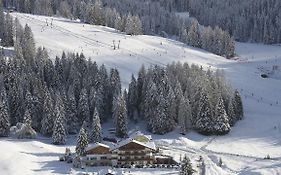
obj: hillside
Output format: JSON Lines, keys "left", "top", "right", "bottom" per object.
{"left": 0, "top": 12, "right": 280, "bottom": 175}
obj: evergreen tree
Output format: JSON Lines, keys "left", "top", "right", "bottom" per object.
{"left": 125, "top": 14, "right": 143, "bottom": 35}
{"left": 187, "top": 20, "right": 201, "bottom": 47}
{"left": 194, "top": 92, "right": 213, "bottom": 134}
{"left": 90, "top": 108, "right": 102, "bottom": 143}
{"left": 180, "top": 27, "right": 188, "bottom": 43}
{"left": 137, "top": 65, "right": 146, "bottom": 117}
{"left": 52, "top": 97, "right": 66, "bottom": 145}
{"left": 178, "top": 96, "right": 192, "bottom": 133}
{"left": 8, "top": 84, "right": 24, "bottom": 125}
{"left": 180, "top": 155, "right": 195, "bottom": 175}
{"left": 213, "top": 96, "right": 231, "bottom": 134}
{"left": 227, "top": 97, "right": 236, "bottom": 126}
{"left": 95, "top": 83, "right": 107, "bottom": 122}
{"left": 22, "top": 24, "right": 35, "bottom": 65}
{"left": 23, "top": 108, "right": 32, "bottom": 126}
{"left": 76, "top": 127, "right": 88, "bottom": 156}
{"left": 128, "top": 75, "right": 138, "bottom": 121}
{"left": 78, "top": 88, "right": 90, "bottom": 127}
{"left": 234, "top": 90, "right": 243, "bottom": 120}
{"left": 88, "top": 86, "right": 96, "bottom": 119}
{"left": 115, "top": 95, "right": 128, "bottom": 138}
{"left": 167, "top": 86, "right": 177, "bottom": 122}
{"left": 3, "top": 13, "right": 14, "bottom": 47}
{"left": 109, "top": 68, "right": 121, "bottom": 119}
{"left": 148, "top": 90, "right": 174, "bottom": 135}
{"left": 125, "top": 13, "right": 133, "bottom": 35}
{"left": 41, "top": 89, "right": 55, "bottom": 136}
{"left": 0, "top": 99, "right": 10, "bottom": 137}
{"left": 23, "top": 91, "right": 39, "bottom": 128}
{"left": 174, "top": 80, "right": 184, "bottom": 119}
{"left": 66, "top": 86, "right": 78, "bottom": 134}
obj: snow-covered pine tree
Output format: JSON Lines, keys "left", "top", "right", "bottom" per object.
{"left": 93, "top": 0, "right": 104, "bottom": 25}
{"left": 174, "top": 80, "right": 184, "bottom": 121}
{"left": 125, "top": 13, "right": 133, "bottom": 35}
{"left": 137, "top": 64, "right": 146, "bottom": 117}
{"left": 234, "top": 89, "right": 243, "bottom": 120}
{"left": 148, "top": 90, "right": 174, "bottom": 135}
{"left": 66, "top": 86, "right": 78, "bottom": 134}
{"left": 201, "top": 26, "right": 213, "bottom": 51}
{"left": 52, "top": 97, "right": 66, "bottom": 145}
{"left": 90, "top": 107, "right": 102, "bottom": 143}
{"left": 95, "top": 83, "right": 107, "bottom": 122}
{"left": 7, "top": 83, "right": 23, "bottom": 126}
{"left": 194, "top": 92, "right": 213, "bottom": 134}
{"left": 213, "top": 96, "right": 231, "bottom": 134}
{"left": 115, "top": 95, "right": 128, "bottom": 138}
{"left": 180, "top": 27, "right": 188, "bottom": 43}
{"left": 180, "top": 155, "right": 195, "bottom": 175}
{"left": 167, "top": 86, "right": 177, "bottom": 122}
{"left": 23, "top": 108, "right": 32, "bottom": 126}
{"left": 109, "top": 68, "right": 122, "bottom": 118}
{"left": 78, "top": 88, "right": 90, "bottom": 127}
{"left": 227, "top": 97, "right": 236, "bottom": 126}
{"left": 88, "top": 86, "right": 96, "bottom": 119}
{"left": 114, "top": 13, "right": 124, "bottom": 32}
{"left": 128, "top": 75, "right": 138, "bottom": 121}
{"left": 0, "top": 99, "right": 10, "bottom": 137}
{"left": 187, "top": 20, "right": 201, "bottom": 48}
{"left": 22, "top": 24, "right": 35, "bottom": 65}
{"left": 190, "top": 83, "right": 202, "bottom": 125}
{"left": 3, "top": 13, "right": 14, "bottom": 47}
{"left": 144, "top": 79, "right": 158, "bottom": 120}
{"left": 76, "top": 127, "right": 88, "bottom": 156}
{"left": 29, "top": 83, "right": 44, "bottom": 130}
{"left": 41, "top": 89, "right": 55, "bottom": 136}
{"left": 223, "top": 32, "right": 235, "bottom": 58}
{"left": 131, "top": 15, "right": 143, "bottom": 35}
{"left": 178, "top": 96, "right": 192, "bottom": 133}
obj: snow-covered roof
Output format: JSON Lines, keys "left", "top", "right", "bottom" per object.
{"left": 85, "top": 143, "right": 110, "bottom": 152}
{"left": 129, "top": 131, "right": 152, "bottom": 141}
{"left": 110, "top": 138, "right": 156, "bottom": 151}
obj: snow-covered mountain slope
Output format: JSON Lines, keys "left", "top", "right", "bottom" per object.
{"left": 0, "top": 12, "right": 280, "bottom": 175}
{"left": 11, "top": 13, "right": 231, "bottom": 85}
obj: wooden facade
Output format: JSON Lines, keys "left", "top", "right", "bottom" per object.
{"left": 84, "top": 139, "right": 156, "bottom": 166}
{"left": 111, "top": 140, "right": 156, "bottom": 165}
{"left": 84, "top": 144, "right": 112, "bottom": 166}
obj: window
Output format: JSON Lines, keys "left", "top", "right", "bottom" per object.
{"left": 101, "top": 156, "right": 107, "bottom": 160}
{"left": 91, "top": 157, "right": 97, "bottom": 160}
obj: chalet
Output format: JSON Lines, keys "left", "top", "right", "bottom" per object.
{"left": 83, "top": 136, "right": 156, "bottom": 166}
{"left": 84, "top": 143, "right": 112, "bottom": 166}
{"left": 110, "top": 139, "right": 156, "bottom": 166}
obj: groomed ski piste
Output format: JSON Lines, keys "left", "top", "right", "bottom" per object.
{"left": 0, "top": 12, "right": 281, "bottom": 175}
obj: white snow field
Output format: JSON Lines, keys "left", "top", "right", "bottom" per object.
{"left": 0, "top": 12, "right": 280, "bottom": 175}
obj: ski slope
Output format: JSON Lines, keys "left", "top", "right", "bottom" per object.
{"left": 0, "top": 12, "right": 280, "bottom": 175}
{"left": 11, "top": 13, "right": 231, "bottom": 86}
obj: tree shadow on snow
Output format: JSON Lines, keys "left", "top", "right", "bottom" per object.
{"left": 32, "top": 160, "right": 72, "bottom": 174}
{"left": 20, "top": 151, "right": 71, "bottom": 174}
